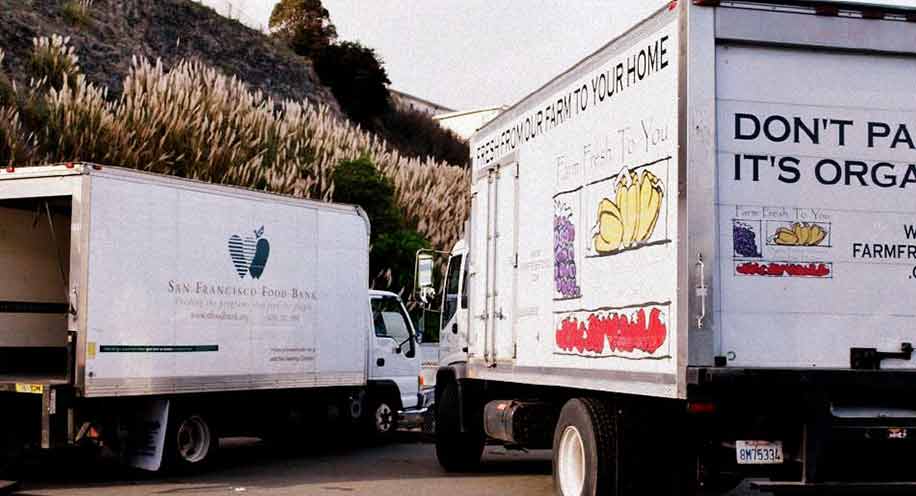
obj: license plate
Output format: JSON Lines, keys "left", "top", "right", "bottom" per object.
{"left": 15, "top": 383, "right": 44, "bottom": 394}
{"left": 736, "top": 440, "right": 784, "bottom": 465}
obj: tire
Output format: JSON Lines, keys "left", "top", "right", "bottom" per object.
{"left": 0, "top": 431, "right": 22, "bottom": 482}
{"left": 552, "top": 398, "right": 617, "bottom": 496}
{"left": 164, "top": 409, "right": 218, "bottom": 472}
{"left": 435, "top": 381, "right": 484, "bottom": 472}
{"left": 367, "top": 396, "right": 398, "bottom": 440}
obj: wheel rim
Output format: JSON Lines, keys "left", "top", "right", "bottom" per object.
{"left": 375, "top": 403, "right": 394, "bottom": 433}
{"left": 558, "top": 425, "right": 586, "bottom": 496}
{"left": 177, "top": 416, "right": 211, "bottom": 463}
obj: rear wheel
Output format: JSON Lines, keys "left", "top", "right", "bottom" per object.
{"left": 552, "top": 398, "right": 617, "bottom": 496}
{"left": 164, "top": 409, "right": 218, "bottom": 472}
{"left": 435, "top": 381, "right": 484, "bottom": 472}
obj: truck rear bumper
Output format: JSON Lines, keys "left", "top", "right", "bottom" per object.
{"left": 689, "top": 367, "right": 916, "bottom": 391}
{"left": 750, "top": 480, "right": 916, "bottom": 494}
{"left": 686, "top": 367, "right": 916, "bottom": 488}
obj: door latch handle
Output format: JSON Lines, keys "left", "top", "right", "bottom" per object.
{"left": 377, "top": 358, "right": 385, "bottom": 367}
{"left": 695, "top": 252, "right": 708, "bottom": 329}
{"left": 851, "top": 342, "right": 913, "bottom": 370}
{"left": 451, "top": 323, "right": 459, "bottom": 334}
{"left": 495, "top": 309, "right": 506, "bottom": 320}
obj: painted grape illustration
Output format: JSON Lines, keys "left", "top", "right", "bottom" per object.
{"left": 554, "top": 204, "right": 581, "bottom": 299}
{"left": 733, "top": 221, "right": 761, "bottom": 258}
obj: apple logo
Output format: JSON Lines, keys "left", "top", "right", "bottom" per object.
{"left": 227, "top": 226, "right": 270, "bottom": 280}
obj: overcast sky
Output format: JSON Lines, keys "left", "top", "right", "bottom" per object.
{"left": 202, "top": 0, "right": 916, "bottom": 110}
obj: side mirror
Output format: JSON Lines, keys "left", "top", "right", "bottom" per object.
{"left": 397, "top": 336, "right": 416, "bottom": 358}
{"left": 416, "top": 254, "right": 436, "bottom": 305}
{"left": 417, "top": 254, "right": 434, "bottom": 288}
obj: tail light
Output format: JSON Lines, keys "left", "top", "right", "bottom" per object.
{"left": 687, "top": 401, "right": 717, "bottom": 415}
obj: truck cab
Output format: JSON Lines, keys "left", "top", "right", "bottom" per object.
{"left": 367, "top": 290, "right": 423, "bottom": 436}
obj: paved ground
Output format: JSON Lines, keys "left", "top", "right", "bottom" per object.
{"left": 5, "top": 434, "right": 778, "bottom": 496}
{"left": 9, "top": 436, "right": 555, "bottom": 496}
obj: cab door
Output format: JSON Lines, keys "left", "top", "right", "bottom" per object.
{"left": 439, "top": 251, "right": 468, "bottom": 367}
{"left": 369, "top": 294, "right": 419, "bottom": 409}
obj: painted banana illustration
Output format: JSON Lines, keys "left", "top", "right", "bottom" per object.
{"left": 635, "top": 170, "right": 663, "bottom": 241}
{"left": 617, "top": 170, "right": 640, "bottom": 247}
{"left": 593, "top": 169, "right": 664, "bottom": 254}
{"left": 773, "top": 223, "right": 827, "bottom": 247}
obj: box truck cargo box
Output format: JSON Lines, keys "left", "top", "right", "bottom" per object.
{"left": 422, "top": 1, "right": 916, "bottom": 493}
{"left": 0, "top": 164, "right": 369, "bottom": 396}
{"left": 0, "top": 164, "right": 420, "bottom": 474}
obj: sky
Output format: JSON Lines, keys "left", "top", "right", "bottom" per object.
{"left": 201, "top": 0, "right": 916, "bottom": 111}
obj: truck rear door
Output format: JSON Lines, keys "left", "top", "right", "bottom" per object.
{"left": 716, "top": 40, "right": 916, "bottom": 369}
{"left": 0, "top": 173, "right": 81, "bottom": 387}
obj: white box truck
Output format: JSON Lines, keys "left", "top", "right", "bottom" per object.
{"left": 420, "top": 1, "right": 916, "bottom": 493}
{"left": 0, "top": 163, "right": 421, "bottom": 475}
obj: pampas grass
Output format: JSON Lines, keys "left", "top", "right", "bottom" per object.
{"left": 18, "top": 36, "right": 469, "bottom": 252}
{"left": 30, "top": 35, "right": 80, "bottom": 90}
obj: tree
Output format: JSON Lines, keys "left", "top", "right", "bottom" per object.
{"left": 315, "top": 41, "right": 391, "bottom": 127}
{"left": 332, "top": 156, "right": 429, "bottom": 292}
{"left": 269, "top": 0, "right": 337, "bottom": 57}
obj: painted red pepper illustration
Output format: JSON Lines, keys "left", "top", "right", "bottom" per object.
{"left": 736, "top": 261, "right": 830, "bottom": 278}
{"left": 556, "top": 307, "right": 667, "bottom": 355}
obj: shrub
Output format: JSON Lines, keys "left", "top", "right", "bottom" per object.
{"left": 0, "top": 49, "right": 15, "bottom": 108}
{"left": 380, "top": 106, "right": 469, "bottom": 167}
{"left": 372, "top": 228, "right": 430, "bottom": 292}
{"left": 332, "top": 156, "right": 431, "bottom": 290}
{"left": 332, "top": 156, "right": 401, "bottom": 237}
{"left": 29, "top": 35, "right": 81, "bottom": 91}
{"left": 62, "top": 0, "right": 93, "bottom": 26}
{"left": 269, "top": 0, "right": 337, "bottom": 58}
{"left": 315, "top": 41, "right": 391, "bottom": 127}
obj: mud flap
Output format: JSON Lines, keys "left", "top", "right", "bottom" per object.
{"left": 124, "top": 399, "right": 169, "bottom": 471}
{"left": 0, "top": 480, "right": 18, "bottom": 495}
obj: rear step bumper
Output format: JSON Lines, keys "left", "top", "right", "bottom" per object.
{"left": 751, "top": 480, "right": 916, "bottom": 494}
{"left": 689, "top": 367, "right": 916, "bottom": 390}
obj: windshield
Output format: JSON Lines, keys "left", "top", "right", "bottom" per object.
{"left": 372, "top": 296, "right": 413, "bottom": 342}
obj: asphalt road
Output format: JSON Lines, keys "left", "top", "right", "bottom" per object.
{"left": 8, "top": 436, "right": 555, "bottom": 496}
{"left": 5, "top": 433, "right": 779, "bottom": 496}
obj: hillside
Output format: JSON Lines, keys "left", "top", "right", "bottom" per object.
{"left": 0, "top": 0, "right": 470, "bottom": 270}
{"left": 0, "top": 0, "right": 340, "bottom": 111}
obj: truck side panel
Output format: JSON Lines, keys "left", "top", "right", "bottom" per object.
{"left": 84, "top": 172, "right": 369, "bottom": 397}
{"left": 467, "top": 6, "right": 684, "bottom": 399}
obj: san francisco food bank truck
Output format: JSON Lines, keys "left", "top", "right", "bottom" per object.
{"left": 420, "top": 1, "right": 916, "bottom": 494}
{"left": 0, "top": 163, "right": 421, "bottom": 477}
